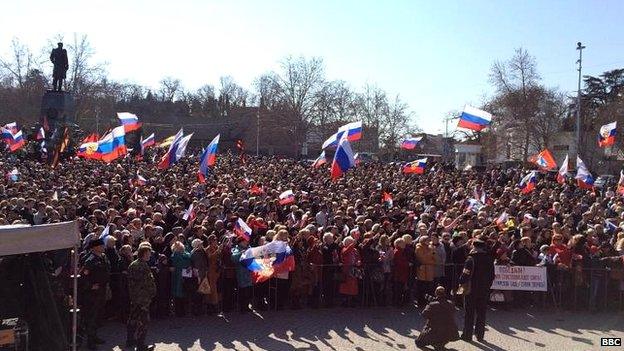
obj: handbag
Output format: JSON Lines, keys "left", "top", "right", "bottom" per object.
{"left": 197, "top": 277, "right": 211, "bottom": 295}
{"left": 456, "top": 281, "right": 471, "bottom": 296}
{"left": 490, "top": 291, "right": 505, "bottom": 302}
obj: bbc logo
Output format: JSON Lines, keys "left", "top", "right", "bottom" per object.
{"left": 601, "top": 338, "right": 622, "bottom": 347}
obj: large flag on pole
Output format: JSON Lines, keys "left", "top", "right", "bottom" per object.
{"left": 400, "top": 136, "right": 422, "bottom": 150}
{"left": 575, "top": 156, "right": 595, "bottom": 190}
{"left": 556, "top": 155, "right": 569, "bottom": 184}
{"left": 99, "top": 126, "right": 127, "bottom": 162}
{"left": 198, "top": 134, "right": 220, "bottom": 182}
{"left": 157, "top": 129, "right": 184, "bottom": 169}
{"left": 330, "top": 134, "right": 356, "bottom": 180}
{"left": 117, "top": 112, "right": 142, "bottom": 133}
{"left": 457, "top": 105, "right": 492, "bottom": 131}
{"left": 598, "top": 121, "right": 617, "bottom": 147}
{"left": 322, "top": 121, "right": 363, "bottom": 149}
{"left": 402, "top": 158, "right": 427, "bottom": 174}
{"left": 531, "top": 149, "right": 557, "bottom": 171}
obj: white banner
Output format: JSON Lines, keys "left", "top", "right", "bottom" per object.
{"left": 491, "top": 265, "right": 547, "bottom": 291}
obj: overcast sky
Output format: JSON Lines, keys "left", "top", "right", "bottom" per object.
{"left": 2, "top": 0, "right": 624, "bottom": 133}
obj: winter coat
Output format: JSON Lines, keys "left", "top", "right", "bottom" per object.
{"left": 191, "top": 247, "right": 209, "bottom": 279}
{"left": 339, "top": 243, "right": 360, "bottom": 296}
{"left": 416, "top": 297, "right": 459, "bottom": 346}
{"left": 415, "top": 243, "right": 436, "bottom": 282}
{"left": 170, "top": 250, "right": 191, "bottom": 298}
{"left": 511, "top": 247, "right": 536, "bottom": 266}
{"left": 463, "top": 248, "right": 495, "bottom": 296}
{"left": 392, "top": 247, "right": 410, "bottom": 283}
{"left": 231, "top": 245, "right": 252, "bottom": 288}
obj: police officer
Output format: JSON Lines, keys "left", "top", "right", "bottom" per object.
{"left": 460, "top": 239, "right": 495, "bottom": 343}
{"left": 127, "top": 244, "right": 157, "bottom": 351}
{"left": 81, "top": 238, "right": 110, "bottom": 350}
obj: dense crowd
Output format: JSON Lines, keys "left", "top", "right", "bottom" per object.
{"left": 2, "top": 148, "right": 624, "bottom": 349}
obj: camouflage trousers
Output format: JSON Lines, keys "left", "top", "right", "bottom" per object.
{"left": 127, "top": 303, "right": 150, "bottom": 345}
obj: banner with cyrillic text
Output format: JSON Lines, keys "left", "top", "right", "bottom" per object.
{"left": 491, "top": 265, "right": 547, "bottom": 291}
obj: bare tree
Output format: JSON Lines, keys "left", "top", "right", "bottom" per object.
{"left": 0, "top": 38, "right": 39, "bottom": 89}
{"left": 488, "top": 48, "right": 543, "bottom": 160}
{"left": 158, "top": 77, "right": 182, "bottom": 102}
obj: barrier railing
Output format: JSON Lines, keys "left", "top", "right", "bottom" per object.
{"left": 86, "top": 262, "right": 624, "bottom": 318}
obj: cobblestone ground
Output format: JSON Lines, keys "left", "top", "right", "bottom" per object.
{"left": 100, "top": 306, "right": 624, "bottom": 351}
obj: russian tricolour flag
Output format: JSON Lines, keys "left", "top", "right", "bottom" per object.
{"left": 330, "top": 134, "right": 356, "bottom": 180}
{"left": 239, "top": 240, "right": 295, "bottom": 284}
{"left": 98, "top": 126, "right": 127, "bottom": 162}
{"left": 400, "top": 136, "right": 422, "bottom": 150}
{"left": 322, "top": 121, "right": 363, "bottom": 149}
{"left": 557, "top": 155, "right": 569, "bottom": 184}
{"left": 518, "top": 171, "right": 537, "bottom": 194}
{"left": 279, "top": 190, "right": 295, "bottom": 205}
{"left": 312, "top": 151, "right": 326, "bottom": 168}
{"left": 141, "top": 133, "right": 155, "bottom": 150}
{"left": 598, "top": 121, "right": 616, "bottom": 148}
{"left": 157, "top": 129, "right": 184, "bottom": 170}
{"left": 198, "top": 134, "right": 220, "bottom": 182}
{"left": 402, "top": 158, "right": 427, "bottom": 174}
{"left": 457, "top": 105, "right": 492, "bottom": 132}
{"left": 9, "top": 130, "right": 26, "bottom": 152}
{"left": 234, "top": 218, "right": 252, "bottom": 241}
{"left": 117, "top": 112, "right": 142, "bottom": 133}
{"left": 575, "top": 156, "right": 594, "bottom": 190}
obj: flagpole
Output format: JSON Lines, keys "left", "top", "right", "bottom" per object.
{"left": 256, "top": 107, "right": 260, "bottom": 157}
{"left": 575, "top": 42, "right": 585, "bottom": 161}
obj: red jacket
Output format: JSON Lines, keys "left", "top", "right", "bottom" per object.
{"left": 393, "top": 247, "right": 410, "bottom": 283}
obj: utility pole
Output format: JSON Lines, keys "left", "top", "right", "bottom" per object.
{"left": 575, "top": 42, "right": 585, "bottom": 161}
{"left": 95, "top": 107, "right": 100, "bottom": 136}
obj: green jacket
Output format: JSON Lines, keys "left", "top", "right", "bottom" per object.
{"left": 127, "top": 259, "right": 156, "bottom": 308}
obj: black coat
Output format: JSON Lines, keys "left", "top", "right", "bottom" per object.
{"left": 511, "top": 247, "right": 536, "bottom": 266}
{"left": 465, "top": 248, "right": 495, "bottom": 296}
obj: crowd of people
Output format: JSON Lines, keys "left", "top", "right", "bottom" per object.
{"left": 2, "top": 146, "right": 624, "bottom": 350}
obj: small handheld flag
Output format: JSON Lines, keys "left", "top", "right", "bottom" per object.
{"left": 312, "top": 151, "right": 326, "bottom": 168}
{"left": 183, "top": 203, "right": 195, "bottom": 221}
{"left": 234, "top": 218, "right": 253, "bottom": 241}
{"left": 617, "top": 170, "right": 624, "bottom": 196}
{"left": 279, "top": 190, "right": 295, "bottom": 205}
{"left": 382, "top": 192, "right": 393, "bottom": 208}
{"left": 518, "top": 171, "right": 537, "bottom": 194}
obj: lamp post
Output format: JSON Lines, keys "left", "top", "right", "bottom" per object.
{"left": 575, "top": 42, "right": 585, "bottom": 160}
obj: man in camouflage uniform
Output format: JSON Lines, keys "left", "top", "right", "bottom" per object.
{"left": 81, "top": 238, "right": 110, "bottom": 350}
{"left": 127, "top": 245, "right": 157, "bottom": 351}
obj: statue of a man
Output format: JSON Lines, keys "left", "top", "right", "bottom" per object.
{"left": 50, "top": 42, "right": 69, "bottom": 91}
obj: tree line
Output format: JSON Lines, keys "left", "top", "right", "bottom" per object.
{"left": 0, "top": 34, "right": 417, "bottom": 153}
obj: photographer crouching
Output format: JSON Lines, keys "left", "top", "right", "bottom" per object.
{"left": 415, "top": 286, "right": 459, "bottom": 350}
